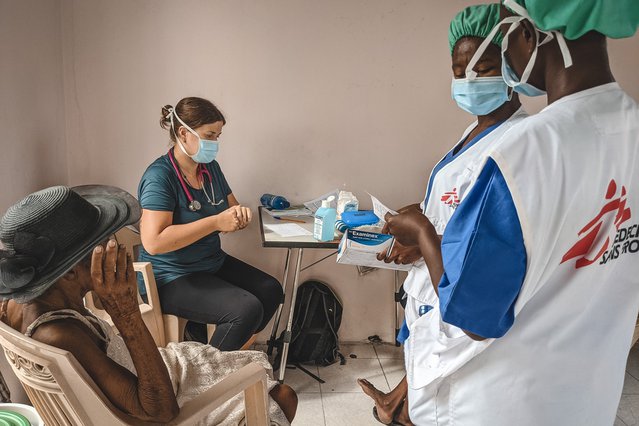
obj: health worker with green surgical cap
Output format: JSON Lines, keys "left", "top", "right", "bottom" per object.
{"left": 382, "top": 0, "right": 639, "bottom": 424}
{"left": 357, "top": 4, "right": 527, "bottom": 425}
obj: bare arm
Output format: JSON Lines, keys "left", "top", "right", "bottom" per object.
{"left": 36, "top": 241, "right": 179, "bottom": 422}
{"left": 140, "top": 207, "right": 242, "bottom": 255}
{"left": 383, "top": 211, "right": 486, "bottom": 341}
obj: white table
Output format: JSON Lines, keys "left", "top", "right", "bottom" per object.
{"left": 258, "top": 207, "right": 340, "bottom": 382}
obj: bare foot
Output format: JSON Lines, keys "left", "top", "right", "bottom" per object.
{"left": 357, "top": 378, "right": 399, "bottom": 424}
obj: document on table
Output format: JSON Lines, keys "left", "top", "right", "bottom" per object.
{"left": 264, "top": 223, "right": 313, "bottom": 237}
{"left": 262, "top": 206, "right": 313, "bottom": 217}
{"left": 303, "top": 189, "right": 339, "bottom": 213}
{"left": 367, "top": 192, "right": 398, "bottom": 222}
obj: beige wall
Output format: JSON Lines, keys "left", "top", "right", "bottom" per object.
{"left": 0, "top": 0, "right": 67, "bottom": 211}
{"left": 57, "top": 0, "right": 639, "bottom": 343}
{"left": 0, "top": 0, "right": 66, "bottom": 404}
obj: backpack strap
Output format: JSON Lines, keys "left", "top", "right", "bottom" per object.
{"left": 321, "top": 292, "right": 345, "bottom": 365}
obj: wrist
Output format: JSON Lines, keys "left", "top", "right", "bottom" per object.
{"left": 110, "top": 308, "right": 143, "bottom": 326}
{"left": 417, "top": 225, "right": 438, "bottom": 252}
{"left": 207, "top": 214, "right": 219, "bottom": 232}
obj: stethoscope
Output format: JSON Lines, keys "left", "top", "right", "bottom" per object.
{"left": 168, "top": 148, "right": 223, "bottom": 212}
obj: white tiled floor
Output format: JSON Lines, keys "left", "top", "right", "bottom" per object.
{"left": 282, "top": 341, "right": 403, "bottom": 426}
{"left": 268, "top": 342, "right": 639, "bottom": 426}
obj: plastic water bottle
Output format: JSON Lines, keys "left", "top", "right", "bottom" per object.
{"left": 260, "top": 194, "right": 290, "bottom": 210}
{"left": 314, "top": 196, "right": 337, "bottom": 241}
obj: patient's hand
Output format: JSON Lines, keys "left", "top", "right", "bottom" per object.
{"left": 90, "top": 240, "right": 139, "bottom": 320}
{"left": 376, "top": 241, "right": 422, "bottom": 264}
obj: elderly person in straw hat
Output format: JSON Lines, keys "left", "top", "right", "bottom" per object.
{"left": 0, "top": 185, "right": 296, "bottom": 425}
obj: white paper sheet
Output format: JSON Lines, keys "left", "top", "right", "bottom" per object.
{"left": 367, "top": 192, "right": 398, "bottom": 222}
{"left": 303, "top": 189, "right": 339, "bottom": 213}
{"left": 264, "top": 223, "right": 313, "bottom": 237}
{"left": 262, "top": 207, "right": 313, "bottom": 217}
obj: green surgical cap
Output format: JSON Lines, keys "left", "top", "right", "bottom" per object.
{"left": 449, "top": 4, "right": 504, "bottom": 54}
{"left": 505, "top": 0, "right": 639, "bottom": 40}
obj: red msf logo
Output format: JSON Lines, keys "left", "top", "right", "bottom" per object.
{"left": 441, "top": 188, "right": 460, "bottom": 209}
{"left": 561, "top": 179, "right": 632, "bottom": 269}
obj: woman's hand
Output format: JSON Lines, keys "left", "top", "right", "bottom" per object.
{"left": 236, "top": 206, "right": 252, "bottom": 229}
{"left": 217, "top": 206, "right": 242, "bottom": 232}
{"left": 91, "top": 240, "right": 140, "bottom": 320}
{"left": 376, "top": 240, "right": 422, "bottom": 264}
{"left": 218, "top": 205, "right": 252, "bottom": 232}
{"left": 382, "top": 210, "right": 438, "bottom": 247}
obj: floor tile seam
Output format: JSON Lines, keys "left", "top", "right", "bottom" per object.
{"left": 616, "top": 415, "right": 628, "bottom": 426}
{"left": 626, "top": 369, "right": 639, "bottom": 382}
{"left": 376, "top": 353, "right": 392, "bottom": 391}
{"left": 319, "top": 377, "right": 328, "bottom": 426}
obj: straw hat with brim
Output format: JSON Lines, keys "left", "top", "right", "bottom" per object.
{"left": 0, "top": 185, "right": 140, "bottom": 303}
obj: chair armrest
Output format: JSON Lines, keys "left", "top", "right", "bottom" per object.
{"left": 168, "top": 362, "right": 269, "bottom": 425}
{"left": 133, "top": 262, "right": 167, "bottom": 347}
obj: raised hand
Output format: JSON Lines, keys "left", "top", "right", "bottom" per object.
{"left": 90, "top": 240, "right": 139, "bottom": 320}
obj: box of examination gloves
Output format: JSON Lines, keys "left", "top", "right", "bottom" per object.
{"left": 336, "top": 229, "right": 413, "bottom": 271}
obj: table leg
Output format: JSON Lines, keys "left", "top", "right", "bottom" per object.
{"left": 278, "top": 248, "right": 304, "bottom": 383}
{"left": 267, "top": 248, "right": 292, "bottom": 356}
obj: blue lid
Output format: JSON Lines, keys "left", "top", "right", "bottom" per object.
{"left": 340, "top": 210, "right": 380, "bottom": 227}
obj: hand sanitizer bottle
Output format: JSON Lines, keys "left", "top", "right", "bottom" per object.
{"left": 314, "top": 196, "right": 337, "bottom": 241}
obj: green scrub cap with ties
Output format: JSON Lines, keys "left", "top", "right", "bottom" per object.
{"left": 504, "top": 0, "right": 639, "bottom": 40}
{"left": 448, "top": 4, "right": 504, "bottom": 54}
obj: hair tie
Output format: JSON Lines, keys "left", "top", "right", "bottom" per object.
{"left": 165, "top": 107, "right": 174, "bottom": 120}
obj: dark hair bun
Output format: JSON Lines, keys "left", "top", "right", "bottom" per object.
{"left": 160, "top": 104, "right": 173, "bottom": 130}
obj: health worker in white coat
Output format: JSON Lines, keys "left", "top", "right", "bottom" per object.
{"left": 384, "top": 0, "right": 639, "bottom": 424}
{"left": 358, "top": 4, "right": 527, "bottom": 425}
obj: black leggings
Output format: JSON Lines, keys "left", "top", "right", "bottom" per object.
{"left": 158, "top": 255, "right": 283, "bottom": 351}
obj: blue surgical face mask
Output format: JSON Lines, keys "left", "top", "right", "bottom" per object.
{"left": 497, "top": 0, "right": 573, "bottom": 98}
{"left": 179, "top": 137, "right": 219, "bottom": 164}
{"left": 501, "top": 46, "right": 546, "bottom": 97}
{"left": 463, "top": 5, "right": 573, "bottom": 100}
{"left": 451, "top": 76, "right": 510, "bottom": 116}
{"left": 168, "top": 109, "right": 221, "bottom": 163}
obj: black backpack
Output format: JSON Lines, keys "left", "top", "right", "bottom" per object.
{"left": 280, "top": 280, "right": 345, "bottom": 367}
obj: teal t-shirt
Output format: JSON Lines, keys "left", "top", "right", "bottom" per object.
{"left": 137, "top": 150, "right": 232, "bottom": 294}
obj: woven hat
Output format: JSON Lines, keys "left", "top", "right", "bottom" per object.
{"left": 0, "top": 185, "right": 140, "bottom": 303}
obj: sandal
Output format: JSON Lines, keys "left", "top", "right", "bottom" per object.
{"left": 372, "top": 406, "right": 405, "bottom": 426}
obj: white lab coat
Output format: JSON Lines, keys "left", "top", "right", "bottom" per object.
{"left": 407, "top": 83, "right": 639, "bottom": 426}
{"left": 403, "top": 107, "right": 528, "bottom": 322}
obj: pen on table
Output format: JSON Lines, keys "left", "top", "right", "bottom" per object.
{"left": 274, "top": 217, "right": 305, "bottom": 224}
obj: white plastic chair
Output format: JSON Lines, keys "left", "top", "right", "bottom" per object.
{"left": 0, "top": 320, "right": 269, "bottom": 425}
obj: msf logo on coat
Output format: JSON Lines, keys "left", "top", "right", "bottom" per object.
{"left": 441, "top": 188, "right": 460, "bottom": 209}
{"left": 561, "top": 179, "right": 637, "bottom": 269}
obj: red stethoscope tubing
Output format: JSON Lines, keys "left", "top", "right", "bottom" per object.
{"left": 167, "top": 148, "right": 212, "bottom": 207}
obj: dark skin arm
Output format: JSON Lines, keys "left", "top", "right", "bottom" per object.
{"left": 383, "top": 210, "right": 485, "bottom": 341}
{"left": 376, "top": 203, "right": 443, "bottom": 264}
{"left": 376, "top": 203, "right": 423, "bottom": 265}
{"left": 36, "top": 241, "right": 180, "bottom": 422}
